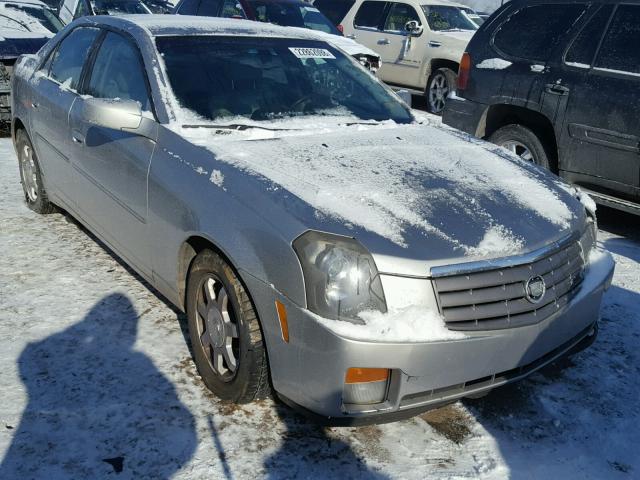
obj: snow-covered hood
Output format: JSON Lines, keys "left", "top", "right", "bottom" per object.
{"left": 432, "top": 29, "right": 475, "bottom": 48}
{"left": 182, "top": 119, "right": 586, "bottom": 274}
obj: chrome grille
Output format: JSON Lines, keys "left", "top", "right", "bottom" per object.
{"left": 432, "top": 240, "right": 585, "bottom": 331}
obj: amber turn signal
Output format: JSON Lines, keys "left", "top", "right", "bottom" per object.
{"left": 345, "top": 367, "right": 390, "bottom": 384}
{"left": 275, "top": 300, "right": 289, "bottom": 343}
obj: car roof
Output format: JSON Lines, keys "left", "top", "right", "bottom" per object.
{"left": 83, "top": 14, "right": 337, "bottom": 39}
{"left": 0, "top": 0, "right": 49, "bottom": 7}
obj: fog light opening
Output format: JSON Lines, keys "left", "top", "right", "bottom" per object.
{"left": 343, "top": 368, "right": 390, "bottom": 405}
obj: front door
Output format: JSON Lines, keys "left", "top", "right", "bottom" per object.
{"left": 29, "top": 26, "right": 101, "bottom": 208}
{"left": 559, "top": 4, "right": 640, "bottom": 202}
{"left": 376, "top": 1, "right": 424, "bottom": 87}
{"left": 69, "top": 31, "right": 157, "bottom": 275}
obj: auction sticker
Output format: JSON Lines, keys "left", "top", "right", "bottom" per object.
{"left": 289, "top": 47, "right": 336, "bottom": 59}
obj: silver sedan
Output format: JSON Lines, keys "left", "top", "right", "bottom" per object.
{"left": 11, "top": 15, "right": 614, "bottom": 422}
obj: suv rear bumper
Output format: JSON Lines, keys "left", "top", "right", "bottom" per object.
{"left": 442, "top": 94, "right": 486, "bottom": 137}
{"left": 245, "top": 250, "right": 614, "bottom": 423}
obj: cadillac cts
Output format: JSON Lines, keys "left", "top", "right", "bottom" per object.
{"left": 11, "top": 15, "right": 615, "bottom": 422}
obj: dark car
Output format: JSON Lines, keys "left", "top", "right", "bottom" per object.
{"left": 0, "top": 0, "right": 63, "bottom": 126}
{"left": 311, "top": 0, "right": 353, "bottom": 29}
{"left": 443, "top": 0, "right": 640, "bottom": 215}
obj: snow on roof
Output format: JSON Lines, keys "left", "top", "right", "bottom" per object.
{"left": 105, "top": 14, "right": 338, "bottom": 41}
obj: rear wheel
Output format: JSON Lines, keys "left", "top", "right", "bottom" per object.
{"left": 489, "top": 124, "right": 551, "bottom": 170}
{"left": 185, "top": 249, "right": 270, "bottom": 403}
{"left": 16, "top": 129, "right": 55, "bottom": 214}
{"left": 426, "top": 67, "right": 456, "bottom": 115}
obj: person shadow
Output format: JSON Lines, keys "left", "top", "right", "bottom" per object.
{"left": 0, "top": 293, "right": 197, "bottom": 479}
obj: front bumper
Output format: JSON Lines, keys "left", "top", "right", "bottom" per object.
{"left": 243, "top": 250, "right": 615, "bottom": 423}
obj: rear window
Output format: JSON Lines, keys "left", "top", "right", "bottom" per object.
{"left": 565, "top": 5, "right": 613, "bottom": 67}
{"left": 354, "top": 0, "right": 386, "bottom": 29}
{"left": 595, "top": 5, "right": 640, "bottom": 75}
{"left": 493, "top": 4, "right": 588, "bottom": 62}
{"left": 313, "top": 0, "right": 354, "bottom": 25}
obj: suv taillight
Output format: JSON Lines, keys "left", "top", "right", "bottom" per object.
{"left": 457, "top": 52, "right": 471, "bottom": 91}
{"left": 337, "top": 24, "right": 344, "bottom": 33}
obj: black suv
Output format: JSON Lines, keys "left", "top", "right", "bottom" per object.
{"left": 443, "top": 0, "right": 640, "bottom": 214}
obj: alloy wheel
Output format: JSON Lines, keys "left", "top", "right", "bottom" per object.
{"left": 428, "top": 72, "right": 449, "bottom": 113}
{"left": 20, "top": 143, "right": 38, "bottom": 202}
{"left": 195, "top": 275, "right": 240, "bottom": 381}
{"left": 501, "top": 140, "right": 534, "bottom": 162}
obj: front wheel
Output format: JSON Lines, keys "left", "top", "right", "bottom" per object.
{"left": 16, "top": 129, "right": 55, "bottom": 214}
{"left": 185, "top": 249, "right": 270, "bottom": 403}
{"left": 426, "top": 67, "right": 457, "bottom": 115}
{"left": 488, "top": 124, "right": 551, "bottom": 170}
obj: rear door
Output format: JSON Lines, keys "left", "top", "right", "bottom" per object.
{"left": 29, "top": 26, "right": 101, "bottom": 208}
{"left": 558, "top": 4, "right": 640, "bottom": 202}
{"left": 345, "top": 0, "right": 389, "bottom": 58}
{"left": 488, "top": 2, "right": 589, "bottom": 129}
{"left": 68, "top": 30, "right": 157, "bottom": 274}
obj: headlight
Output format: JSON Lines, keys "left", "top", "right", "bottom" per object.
{"left": 579, "top": 215, "right": 597, "bottom": 263}
{"left": 293, "top": 231, "right": 387, "bottom": 321}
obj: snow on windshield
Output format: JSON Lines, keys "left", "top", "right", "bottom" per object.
{"left": 0, "top": 3, "right": 59, "bottom": 35}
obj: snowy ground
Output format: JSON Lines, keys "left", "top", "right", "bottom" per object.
{"left": 0, "top": 136, "right": 638, "bottom": 479}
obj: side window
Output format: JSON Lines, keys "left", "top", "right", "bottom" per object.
{"left": 49, "top": 27, "right": 100, "bottom": 89}
{"left": 221, "top": 0, "right": 246, "bottom": 18}
{"left": 354, "top": 1, "right": 387, "bottom": 29}
{"left": 177, "top": 0, "right": 201, "bottom": 14}
{"left": 87, "top": 32, "right": 152, "bottom": 112}
{"left": 565, "top": 5, "right": 613, "bottom": 67}
{"left": 594, "top": 5, "right": 640, "bottom": 75}
{"left": 383, "top": 2, "right": 419, "bottom": 32}
{"left": 493, "top": 4, "right": 588, "bottom": 62}
{"left": 197, "top": 0, "right": 222, "bottom": 16}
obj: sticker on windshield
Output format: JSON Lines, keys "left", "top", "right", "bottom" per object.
{"left": 289, "top": 47, "right": 336, "bottom": 59}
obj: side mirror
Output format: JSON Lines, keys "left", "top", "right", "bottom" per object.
{"left": 81, "top": 98, "right": 143, "bottom": 131}
{"left": 405, "top": 20, "right": 423, "bottom": 36}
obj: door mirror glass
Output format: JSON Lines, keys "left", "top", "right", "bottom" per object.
{"left": 81, "top": 97, "right": 142, "bottom": 131}
{"left": 405, "top": 20, "right": 422, "bottom": 35}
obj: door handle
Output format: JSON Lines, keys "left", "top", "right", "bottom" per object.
{"left": 71, "top": 130, "right": 85, "bottom": 145}
{"left": 428, "top": 41, "right": 442, "bottom": 47}
{"left": 377, "top": 38, "right": 390, "bottom": 45}
{"left": 545, "top": 84, "right": 570, "bottom": 96}
{"left": 346, "top": 34, "right": 355, "bottom": 39}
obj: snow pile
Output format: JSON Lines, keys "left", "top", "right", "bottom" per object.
{"left": 312, "top": 305, "right": 465, "bottom": 343}
{"left": 530, "top": 64, "right": 546, "bottom": 73}
{"left": 476, "top": 58, "right": 512, "bottom": 70}
{"left": 468, "top": 225, "right": 524, "bottom": 256}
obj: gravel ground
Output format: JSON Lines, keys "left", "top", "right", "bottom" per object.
{"left": 0, "top": 138, "right": 638, "bottom": 479}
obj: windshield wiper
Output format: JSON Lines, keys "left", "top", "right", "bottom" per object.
{"left": 182, "top": 123, "right": 296, "bottom": 132}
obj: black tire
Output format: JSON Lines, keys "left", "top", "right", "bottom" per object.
{"left": 15, "top": 129, "right": 55, "bottom": 214}
{"left": 185, "top": 249, "right": 270, "bottom": 403}
{"left": 489, "top": 124, "right": 551, "bottom": 170}
{"left": 426, "top": 67, "right": 457, "bottom": 115}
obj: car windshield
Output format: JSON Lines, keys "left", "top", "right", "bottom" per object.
{"left": 0, "top": 3, "right": 63, "bottom": 34}
{"left": 91, "top": 0, "right": 152, "bottom": 14}
{"left": 247, "top": 1, "right": 341, "bottom": 35}
{"left": 156, "top": 36, "right": 412, "bottom": 124}
{"left": 421, "top": 5, "right": 478, "bottom": 31}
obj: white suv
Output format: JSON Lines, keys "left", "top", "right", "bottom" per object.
{"left": 341, "top": 0, "right": 478, "bottom": 113}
